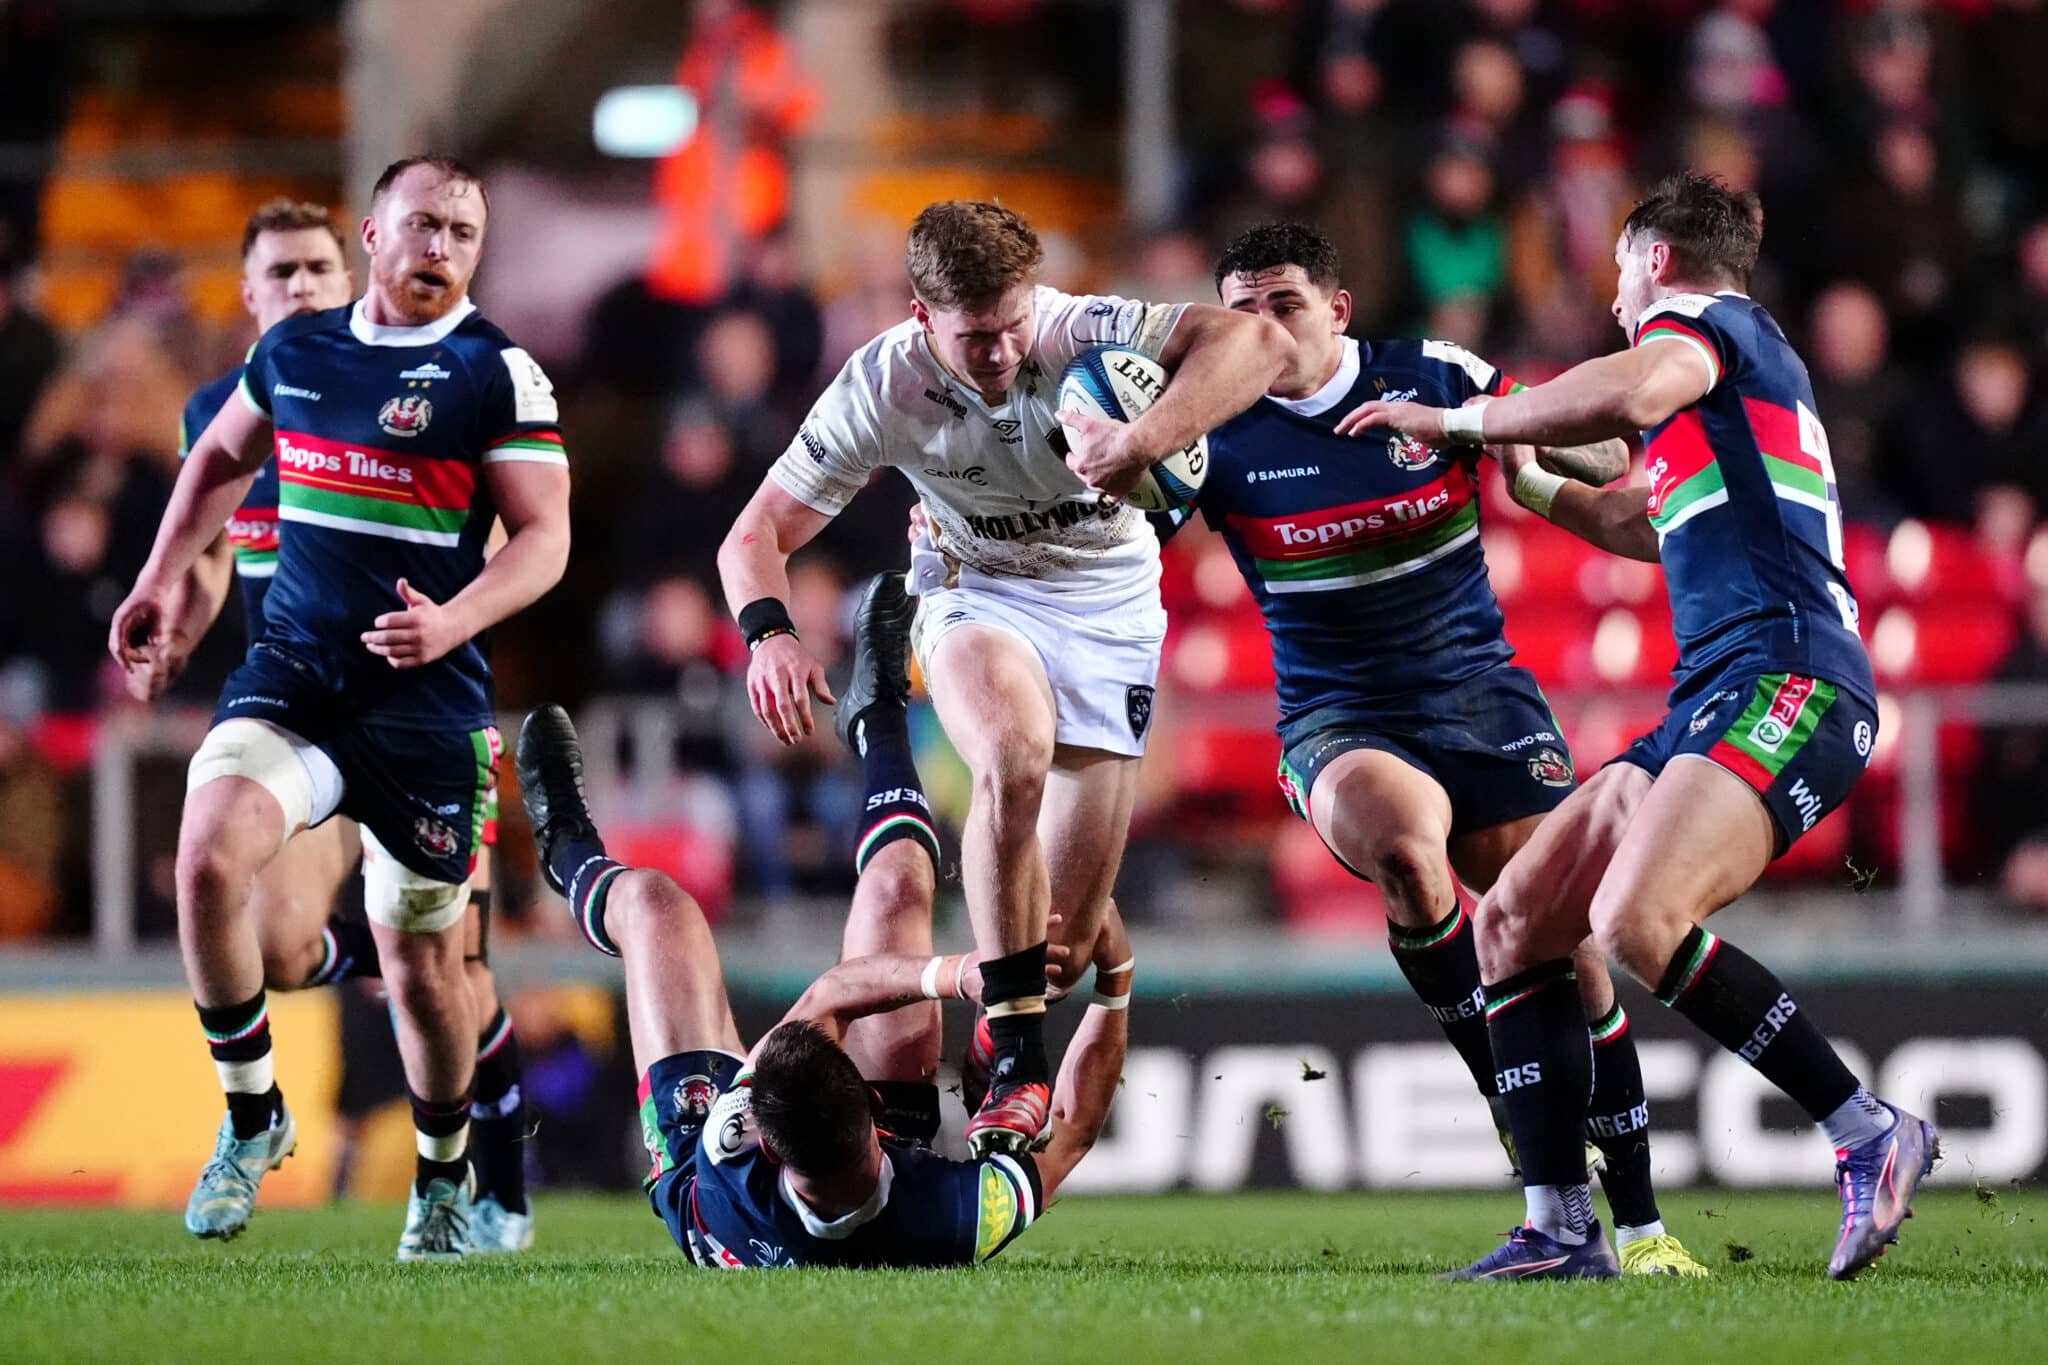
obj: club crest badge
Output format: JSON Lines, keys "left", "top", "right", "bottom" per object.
{"left": 1527, "top": 745, "right": 1574, "bottom": 787}
{"left": 379, "top": 393, "right": 433, "bottom": 437}
{"left": 1126, "top": 685, "right": 1155, "bottom": 741}
{"left": 1387, "top": 434, "right": 1439, "bottom": 471}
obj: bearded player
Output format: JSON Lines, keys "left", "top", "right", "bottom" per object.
{"left": 1341, "top": 173, "right": 1933, "bottom": 1281}
{"left": 515, "top": 681, "right": 1131, "bottom": 1267}
{"left": 1164, "top": 222, "right": 1700, "bottom": 1276}
{"left": 111, "top": 156, "right": 571, "bottom": 1260}
{"left": 715, "top": 200, "right": 1286, "bottom": 1156}
{"left": 124, "top": 197, "right": 535, "bottom": 1252}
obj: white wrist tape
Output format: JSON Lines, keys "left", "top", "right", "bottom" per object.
{"left": 1514, "top": 464, "right": 1569, "bottom": 520}
{"left": 1088, "top": 991, "right": 1131, "bottom": 1011}
{"left": 1440, "top": 404, "right": 1487, "bottom": 445}
{"left": 919, "top": 956, "right": 945, "bottom": 1001}
{"left": 1090, "top": 956, "right": 1136, "bottom": 1010}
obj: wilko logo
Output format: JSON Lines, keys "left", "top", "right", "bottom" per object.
{"left": 1789, "top": 778, "right": 1824, "bottom": 831}
{"left": 378, "top": 394, "right": 433, "bottom": 437}
{"left": 1748, "top": 676, "right": 1817, "bottom": 754}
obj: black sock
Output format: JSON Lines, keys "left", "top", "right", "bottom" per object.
{"left": 1657, "top": 926, "right": 1858, "bottom": 1123}
{"left": 850, "top": 704, "right": 942, "bottom": 875}
{"left": 870, "top": 1080, "right": 942, "bottom": 1147}
{"left": 302, "top": 916, "right": 381, "bottom": 987}
{"left": 410, "top": 1088, "right": 473, "bottom": 1195}
{"left": 1484, "top": 961, "right": 1593, "bottom": 1187}
{"left": 197, "top": 992, "right": 282, "bottom": 1140}
{"left": 469, "top": 1008, "right": 528, "bottom": 1214}
{"left": 980, "top": 943, "right": 1050, "bottom": 1089}
{"left": 1586, "top": 1004, "right": 1659, "bottom": 1230}
{"left": 1386, "top": 904, "right": 1496, "bottom": 1101}
{"left": 548, "top": 825, "right": 625, "bottom": 956}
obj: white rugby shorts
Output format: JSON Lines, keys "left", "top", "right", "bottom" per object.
{"left": 912, "top": 576, "right": 1166, "bottom": 757}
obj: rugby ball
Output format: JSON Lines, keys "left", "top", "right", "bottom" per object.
{"left": 1057, "top": 344, "right": 1210, "bottom": 512}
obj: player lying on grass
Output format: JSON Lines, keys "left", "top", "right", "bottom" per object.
{"left": 1176, "top": 223, "right": 1702, "bottom": 1275}
{"left": 1339, "top": 173, "right": 1935, "bottom": 1281}
{"left": 121, "top": 201, "right": 533, "bottom": 1252}
{"left": 519, "top": 699, "right": 1131, "bottom": 1268}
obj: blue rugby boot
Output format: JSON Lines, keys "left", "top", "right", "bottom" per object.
{"left": 468, "top": 1195, "right": 534, "bottom": 1254}
{"left": 1828, "top": 1103, "right": 1939, "bottom": 1280}
{"left": 184, "top": 1103, "right": 296, "bottom": 1240}
{"left": 1445, "top": 1221, "right": 1620, "bottom": 1281}
{"left": 397, "top": 1168, "right": 475, "bottom": 1262}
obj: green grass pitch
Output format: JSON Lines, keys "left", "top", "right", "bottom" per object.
{"left": 4, "top": 1190, "right": 2046, "bottom": 1363}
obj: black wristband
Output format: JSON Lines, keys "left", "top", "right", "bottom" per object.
{"left": 738, "top": 596, "right": 797, "bottom": 649}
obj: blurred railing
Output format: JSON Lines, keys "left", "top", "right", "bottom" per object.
{"left": 80, "top": 682, "right": 2048, "bottom": 959}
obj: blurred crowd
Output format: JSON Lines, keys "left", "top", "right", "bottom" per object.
{"left": 5, "top": 0, "right": 2048, "bottom": 943}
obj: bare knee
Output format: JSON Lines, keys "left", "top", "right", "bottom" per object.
{"left": 1587, "top": 896, "right": 1685, "bottom": 987}
{"left": 1473, "top": 887, "right": 1528, "bottom": 981}
{"left": 607, "top": 868, "right": 705, "bottom": 940}
{"left": 846, "top": 842, "right": 936, "bottom": 956}
{"left": 1362, "top": 832, "right": 1449, "bottom": 915}
{"left": 261, "top": 934, "right": 323, "bottom": 991}
{"left": 383, "top": 936, "right": 466, "bottom": 1026}
{"left": 177, "top": 837, "right": 259, "bottom": 922}
{"left": 968, "top": 730, "right": 1052, "bottom": 831}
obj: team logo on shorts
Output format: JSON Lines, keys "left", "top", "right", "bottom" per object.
{"left": 1125, "top": 685, "right": 1155, "bottom": 741}
{"left": 1527, "top": 745, "right": 1574, "bottom": 787}
{"left": 378, "top": 393, "right": 433, "bottom": 437}
{"left": 413, "top": 815, "right": 459, "bottom": 858}
{"left": 1386, "top": 434, "right": 1439, "bottom": 472}
{"left": 1854, "top": 720, "right": 1874, "bottom": 759}
{"left": 1747, "top": 676, "right": 1818, "bottom": 755}
{"left": 672, "top": 1074, "right": 717, "bottom": 1122}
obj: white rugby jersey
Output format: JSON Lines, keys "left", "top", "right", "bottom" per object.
{"left": 769, "top": 286, "right": 1185, "bottom": 605}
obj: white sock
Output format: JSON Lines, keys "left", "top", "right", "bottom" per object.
{"left": 1615, "top": 1219, "right": 1666, "bottom": 1248}
{"left": 216, "top": 1052, "right": 274, "bottom": 1096}
{"left": 1524, "top": 1183, "right": 1593, "bottom": 1246}
{"left": 417, "top": 1122, "right": 470, "bottom": 1164}
{"left": 1819, "top": 1087, "right": 1896, "bottom": 1151}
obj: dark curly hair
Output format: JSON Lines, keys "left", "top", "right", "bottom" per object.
{"left": 1212, "top": 222, "right": 1342, "bottom": 296}
{"left": 1621, "top": 172, "right": 1764, "bottom": 288}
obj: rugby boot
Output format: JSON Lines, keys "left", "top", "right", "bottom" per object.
{"left": 1828, "top": 1102, "right": 1939, "bottom": 1280}
{"left": 518, "top": 704, "right": 598, "bottom": 899}
{"left": 397, "top": 1168, "right": 475, "bottom": 1262}
{"left": 467, "top": 1195, "right": 534, "bottom": 1254}
{"left": 184, "top": 1103, "right": 297, "bottom": 1240}
{"left": 966, "top": 1079, "right": 1053, "bottom": 1158}
{"left": 1444, "top": 1221, "right": 1620, "bottom": 1281}
{"left": 835, "top": 571, "right": 917, "bottom": 753}
{"left": 959, "top": 1013, "right": 996, "bottom": 1116}
{"left": 1619, "top": 1233, "right": 1711, "bottom": 1277}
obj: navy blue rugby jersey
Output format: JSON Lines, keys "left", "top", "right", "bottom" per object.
{"left": 1631, "top": 293, "right": 1873, "bottom": 701}
{"left": 237, "top": 298, "right": 566, "bottom": 728}
{"left": 1196, "top": 337, "right": 1523, "bottom": 723}
{"left": 668, "top": 1072, "right": 1041, "bottom": 1269}
{"left": 182, "top": 364, "right": 278, "bottom": 627}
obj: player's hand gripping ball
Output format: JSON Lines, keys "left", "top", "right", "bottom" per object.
{"left": 1056, "top": 345, "right": 1209, "bottom": 512}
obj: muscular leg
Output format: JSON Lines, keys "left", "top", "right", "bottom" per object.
{"left": 926, "top": 626, "right": 1057, "bottom": 1101}
{"left": 1038, "top": 746, "right": 1140, "bottom": 996}
{"left": 840, "top": 840, "right": 940, "bottom": 1081}
{"left": 1455, "top": 808, "right": 1668, "bottom": 1244}
{"left": 179, "top": 775, "right": 290, "bottom": 1139}
{"left": 253, "top": 818, "right": 362, "bottom": 990}
{"left": 605, "top": 869, "right": 744, "bottom": 1072}
{"left": 1593, "top": 758, "right": 1881, "bottom": 1142}
{"left": 1310, "top": 751, "right": 1499, "bottom": 1095}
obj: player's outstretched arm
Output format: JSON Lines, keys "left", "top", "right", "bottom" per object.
{"left": 719, "top": 481, "right": 839, "bottom": 745}
{"left": 1035, "top": 905, "right": 1133, "bottom": 1202}
{"left": 1336, "top": 342, "right": 1713, "bottom": 451}
{"left": 1496, "top": 442, "right": 1661, "bottom": 563}
{"left": 361, "top": 460, "right": 569, "bottom": 668}
{"left": 1534, "top": 437, "right": 1629, "bottom": 487}
{"left": 1064, "top": 304, "right": 1291, "bottom": 495}
{"left": 110, "top": 398, "right": 272, "bottom": 674}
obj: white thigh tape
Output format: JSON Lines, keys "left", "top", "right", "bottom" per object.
{"left": 187, "top": 718, "right": 343, "bottom": 839}
{"left": 360, "top": 826, "right": 469, "bottom": 933}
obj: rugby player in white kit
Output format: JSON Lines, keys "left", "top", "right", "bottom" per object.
{"left": 719, "top": 201, "right": 1288, "bottom": 1154}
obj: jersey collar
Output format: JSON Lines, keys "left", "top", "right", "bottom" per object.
{"left": 778, "top": 1151, "right": 894, "bottom": 1239}
{"left": 1268, "top": 336, "right": 1360, "bottom": 418}
{"left": 348, "top": 296, "right": 476, "bottom": 348}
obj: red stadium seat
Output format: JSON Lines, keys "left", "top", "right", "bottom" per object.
{"left": 1271, "top": 818, "right": 1386, "bottom": 931}
{"left": 1882, "top": 520, "right": 2022, "bottom": 605}
{"left": 1168, "top": 615, "right": 1275, "bottom": 692}
{"left": 1866, "top": 604, "right": 2017, "bottom": 684}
